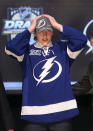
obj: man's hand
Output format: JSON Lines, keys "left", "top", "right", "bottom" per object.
{"left": 28, "top": 15, "right": 43, "bottom": 33}
{"left": 42, "top": 14, "right": 63, "bottom": 32}
{"left": 7, "top": 129, "right": 14, "bottom": 131}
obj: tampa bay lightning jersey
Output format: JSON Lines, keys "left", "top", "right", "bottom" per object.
{"left": 5, "top": 26, "right": 87, "bottom": 123}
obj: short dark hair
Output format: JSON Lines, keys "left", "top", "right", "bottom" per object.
{"left": 34, "top": 29, "right": 37, "bottom": 40}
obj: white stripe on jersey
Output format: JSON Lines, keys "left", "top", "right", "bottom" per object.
{"left": 67, "top": 46, "right": 83, "bottom": 59}
{"left": 5, "top": 47, "right": 24, "bottom": 62}
{"left": 21, "top": 99, "right": 77, "bottom": 115}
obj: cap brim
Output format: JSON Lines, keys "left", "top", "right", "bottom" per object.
{"left": 36, "top": 27, "right": 53, "bottom": 33}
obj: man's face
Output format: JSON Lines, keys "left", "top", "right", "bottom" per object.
{"left": 35, "top": 30, "right": 53, "bottom": 46}
{"left": 90, "top": 38, "right": 93, "bottom": 47}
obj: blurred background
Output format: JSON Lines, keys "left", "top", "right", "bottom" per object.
{"left": 0, "top": 0, "right": 93, "bottom": 130}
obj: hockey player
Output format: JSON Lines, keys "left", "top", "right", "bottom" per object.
{"left": 5, "top": 14, "right": 87, "bottom": 131}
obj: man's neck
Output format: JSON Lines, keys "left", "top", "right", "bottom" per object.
{"left": 35, "top": 41, "right": 53, "bottom": 48}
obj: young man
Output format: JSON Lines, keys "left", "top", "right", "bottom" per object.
{"left": 0, "top": 72, "right": 14, "bottom": 131}
{"left": 5, "top": 14, "right": 87, "bottom": 131}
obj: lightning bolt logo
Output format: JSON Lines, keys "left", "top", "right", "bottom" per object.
{"left": 33, "top": 56, "right": 62, "bottom": 86}
{"left": 37, "top": 56, "right": 56, "bottom": 85}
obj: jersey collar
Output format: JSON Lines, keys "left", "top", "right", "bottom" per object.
{"left": 34, "top": 41, "right": 53, "bottom": 48}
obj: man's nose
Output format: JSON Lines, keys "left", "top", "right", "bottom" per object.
{"left": 43, "top": 31, "right": 47, "bottom": 37}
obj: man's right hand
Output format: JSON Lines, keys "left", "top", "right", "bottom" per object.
{"left": 28, "top": 15, "right": 43, "bottom": 33}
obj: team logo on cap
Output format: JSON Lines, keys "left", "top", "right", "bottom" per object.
{"left": 37, "top": 19, "right": 46, "bottom": 28}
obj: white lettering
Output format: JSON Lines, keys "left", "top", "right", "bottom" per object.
{"left": 4, "top": 20, "right": 30, "bottom": 29}
{"left": 14, "top": 21, "right": 24, "bottom": 28}
{"left": 4, "top": 20, "right": 14, "bottom": 29}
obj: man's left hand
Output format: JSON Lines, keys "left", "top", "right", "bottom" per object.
{"left": 42, "top": 14, "right": 63, "bottom": 32}
{"left": 7, "top": 129, "right": 14, "bottom": 131}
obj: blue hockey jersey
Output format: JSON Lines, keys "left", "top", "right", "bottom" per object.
{"left": 5, "top": 26, "right": 87, "bottom": 123}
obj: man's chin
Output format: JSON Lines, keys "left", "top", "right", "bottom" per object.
{"left": 41, "top": 42, "right": 49, "bottom": 46}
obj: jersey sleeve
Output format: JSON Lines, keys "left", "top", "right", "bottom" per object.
{"left": 60, "top": 25, "right": 87, "bottom": 66}
{"left": 61, "top": 25, "right": 87, "bottom": 52}
{"left": 5, "top": 30, "right": 31, "bottom": 62}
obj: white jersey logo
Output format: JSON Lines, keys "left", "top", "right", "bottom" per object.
{"left": 33, "top": 56, "right": 62, "bottom": 86}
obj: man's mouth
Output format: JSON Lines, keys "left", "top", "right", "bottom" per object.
{"left": 42, "top": 39, "right": 48, "bottom": 42}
